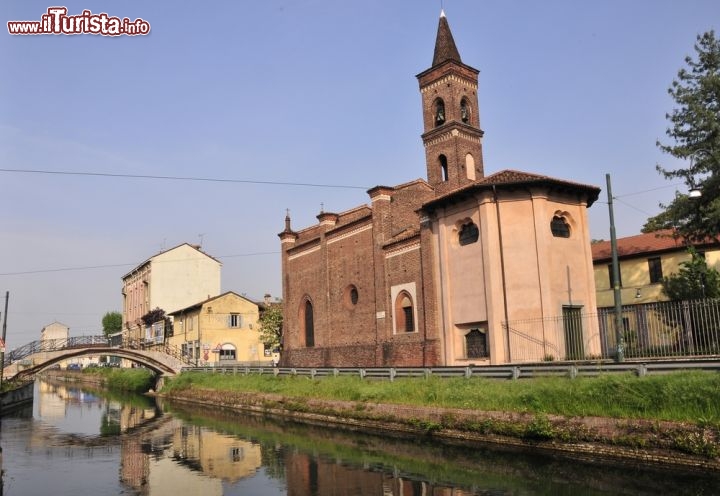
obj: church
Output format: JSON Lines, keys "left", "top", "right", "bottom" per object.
{"left": 279, "top": 11, "right": 601, "bottom": 367}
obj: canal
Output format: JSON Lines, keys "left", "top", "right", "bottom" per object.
{"left": 0, "top": 378, "right": 717, "bottom": 495}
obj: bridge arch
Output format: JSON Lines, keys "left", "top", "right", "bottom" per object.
{"left": 4, "top": 340, "right": 191, "bottom": 383}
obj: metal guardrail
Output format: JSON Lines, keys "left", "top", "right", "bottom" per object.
{"left": 180, "top": 359, "right": 720, "bottom": 380}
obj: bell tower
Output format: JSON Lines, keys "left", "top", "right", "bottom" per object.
{"left": 417, "top": 10, "right": 484, "bottom": 193}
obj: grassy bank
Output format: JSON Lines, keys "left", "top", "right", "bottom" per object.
{"left": 163, "top": 370, "right": 720, "bottom": 424}
{"left": 81, "top": 367, "right": 155, "bottom": 393}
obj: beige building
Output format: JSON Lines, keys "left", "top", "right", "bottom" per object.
{"left": 168, "top": 291, "right": 273, "bottom": 366}
{"left": 121, "top": 243, "right": 221, "bottom": 343}
{"left": 40, "top": 321, "right": 69, "bottom": 341}
{"left": 591, "top": 229, "right": 720, "bottom": 307}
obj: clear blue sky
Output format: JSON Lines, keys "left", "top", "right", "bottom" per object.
{"left": 1, "top": 0, "right": 718, "bottom": 346}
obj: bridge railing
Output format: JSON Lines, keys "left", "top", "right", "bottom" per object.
{"left": 4, "top": 335, "right": 196, "bottom": 369}
{"left": 6, "top": 336, "right": 109, "bottom": 365}
{"left": 113, "top": 338, "right": 196, "bottom": 367}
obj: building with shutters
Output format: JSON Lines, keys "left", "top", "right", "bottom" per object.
{"left": 167, "top": 291, "right": 273, "bottom": 366}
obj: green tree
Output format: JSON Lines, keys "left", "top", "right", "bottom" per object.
{"left": 661, "top": 248, "right": 720, "bottom": 352}
{"left": 101, "top": 311, "right": 122, "bottom": 337}
{"left": 662, "top": 247, "right": 720, "bottom": 300}
{"left": 141, "top": 307, "right": 173, "bottom": 340}
{"left": 258, "top": 302, "right": 283, "bottom": 350}
{"left": 643, "top": 31, "right": 720, "bottom": 241}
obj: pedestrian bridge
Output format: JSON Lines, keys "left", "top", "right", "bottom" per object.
{"left": 2, "top": 336, "right": 193, "bottom": 381}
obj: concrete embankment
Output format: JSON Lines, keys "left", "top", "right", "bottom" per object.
{"left": 0, "top": 381, "right": 34, "bottom": 413}
{"left": 160, "top": 387, "right": 720, "bottom": 473}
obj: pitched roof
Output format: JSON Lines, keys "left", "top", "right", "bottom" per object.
{"left": 422, "top": 169, "right": 601, "bottom": 211}
{"left": 591, "top": 229, "right": 720, "bottom": 261}
{"left": 167, "top": 291, "right": 256, "bottom": 316}
{"left": 122, "top": 242, "right": 221, "bottom": 279}
{"left": 432, "top": 10, "right": 462, "bottom": 66}
{"left": 476, "top": 169, "right": 597, "bottom": 190}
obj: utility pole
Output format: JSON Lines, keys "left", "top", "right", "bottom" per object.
{"left": 606, "top": 175, "right": 625, "bottom": 362}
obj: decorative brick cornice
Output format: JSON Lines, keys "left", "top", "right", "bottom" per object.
{"left": 420, "top": 74, "right": 477, "bottom": 94}
{"left": 385, "top": 242, "right": 421, "bottom": 259}
{"left": 279, "top": 232, "right": 298, "bottom": 244}
{"left": 288, "top": 244, "right": 322, "bottom": 261}
{"left": 326, "top": 222, "right": 373, "bottom": 245}
{"left": 368, "top": 185, "right": 394, "bottom": 202}
{"left": 422, "top": 127, "right": 482, "bottom": 147}
{"left": 317, "top": 212, "right": 339, "bottom": 227}
{"left": 287, "top": 238, "right": 321, "bottom": 260}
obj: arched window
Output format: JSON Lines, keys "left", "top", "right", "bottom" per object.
{"left": 439, "top": 155, "right": 448, "bottom": 182}
{"left": 550, "top": 215, "right": 571, "bottom": 238}
{"left": 466, "top": 329, "right": 488, "bottom": 358}
{"left": 465, "top": 153, "right": 476, "bottom": 180}
{"left": 460, "top": 98, "right": 470, "bottom": 124}
{"left": 395, "top": 292, "right": 415, "bottom": 333}
{"left": 301, "top": 299, "right": 315, "bottom": 347}
{"left": 434, "top": 99, "right": 446, "bottom": 127}
{"left": 218, "top": 343, "right": 237, "bottom": 361}
{"left": 458, "top": 221, "right": 479, "bottom": 246}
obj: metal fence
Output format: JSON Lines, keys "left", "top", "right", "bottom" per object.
{"left": 5, "top": 335, "right": 109, "bottom": 365}
{"left": 182, "top": 360, "right": 720, "bottom": 380}
{"left": 3, "top": 335, "right": 196, "bottom": 368}
{"left": 505, "top": 299, "right": 720, "bottom": 362}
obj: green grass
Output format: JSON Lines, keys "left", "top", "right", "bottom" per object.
{"left": 162, "top": 370, "right": 720, "bottom": 424}
{"left": 82, "top": 367, "right": 155, "bottom": 393}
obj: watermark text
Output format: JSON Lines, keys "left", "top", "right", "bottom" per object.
{"left": 8, "top": 7, "right": 151, "bottom": 36}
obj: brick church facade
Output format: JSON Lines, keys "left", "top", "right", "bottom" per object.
{"left": 279, "top": 12, "right": 602, "bottom": 367}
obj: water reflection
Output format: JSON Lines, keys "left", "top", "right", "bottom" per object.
{"left": 0, "top": 379, "right": 717, "bottom": 496}
{"left": 164, "top": 401, "right": 720, "bottom": 496}
{"left": 119, "top": 418, "right": 266, "bottom": 494}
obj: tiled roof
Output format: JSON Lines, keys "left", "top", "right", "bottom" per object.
{"left": 476, "top": 169, "right": 597, "bottom": 190}
{"left": 168, "top": 291, "right": 254, "bottom": 315}
{"left": 432, "top": 12, "right": 462, "bottom": 66}
{"left": 422, "top": 169, "right": 601, "bottom": 210}
{"left": 590, "top": 229, "right": 720, "bottom": 261}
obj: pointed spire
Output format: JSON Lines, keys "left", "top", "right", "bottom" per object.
{"left": 284, "top": 208, "right": 292, "bottom": 232}
{"left": 432, "top": 10, "right": 461, "bottom": 66}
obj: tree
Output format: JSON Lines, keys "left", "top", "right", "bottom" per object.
{"left": 141, "top": 307, "right": 173, "bottom": 340}
{"left": 662, "top": 247, "right": 720, "bottom": 300}
{"left": 661, "top": 248, "right": 720, "bottom": 352}
{"left": 101, "top": 311, "right": 122, "bottom": 337}
{"left": 643, "top": 31, "right": 720, "bottom": 241}
{"left": 258, "top": 302, "right": 283, "bottom": 350}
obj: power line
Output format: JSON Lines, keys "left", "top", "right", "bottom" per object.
{"left": 614, "top": 182, "right": 683, "bottom": 198}
{"left": 613, "top": 197, "right": 657, "bottom": 217}
{"left": 0, "top": 263, "right": 136, "bottom": 276}
{"left": 0, "top": 168, "right": 369, "bottom": 190}
{"left": 0, "top": 251, "right": 280, "bottom": 276}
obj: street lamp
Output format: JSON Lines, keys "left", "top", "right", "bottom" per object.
{"left": 687, "top": 148, "right": 717, "bottom": 198}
